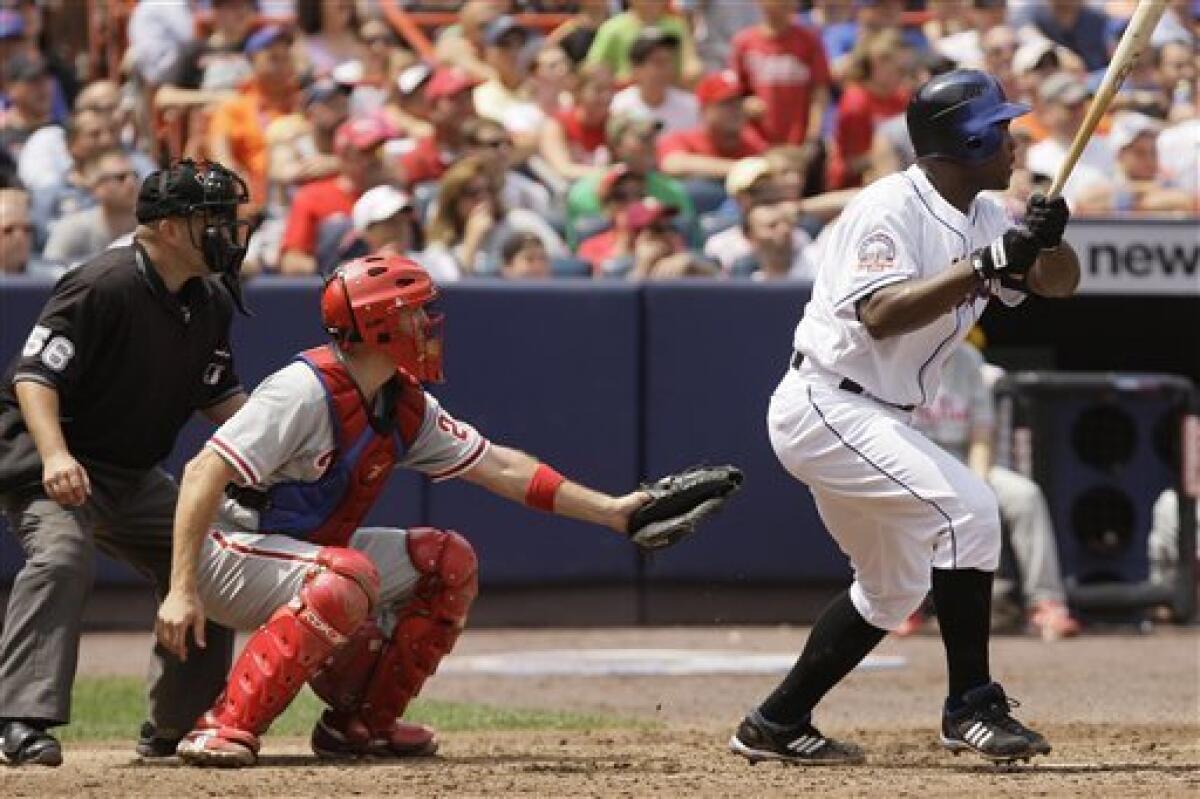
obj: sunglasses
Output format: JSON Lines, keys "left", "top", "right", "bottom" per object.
{"left": 78, "top": 102, "right": 119, "bottom": 115}
{"left": 364, "top": 35, "right": 396, "bottom": 46}
{"left": 98, "top": 170, "right": 137, "bottom": 184}
{"left": 1, "top": 223, "right": 34, "bottom": 235}
{"left": 472, "top": 137, "right": 510, "bottom": 149}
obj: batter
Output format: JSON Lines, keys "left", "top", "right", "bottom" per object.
{"left": 728, "top": 69, "right": 1080, "bottom": 766}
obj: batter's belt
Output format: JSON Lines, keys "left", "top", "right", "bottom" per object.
{"left": 791, "top": 351, "right": 916, "bottom": 412}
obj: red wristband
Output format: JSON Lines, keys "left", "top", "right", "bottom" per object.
{"left": 525, "top": 463, "right": 565, "bottom": 512}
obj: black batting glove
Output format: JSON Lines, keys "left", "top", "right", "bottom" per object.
{"left": 971, "top": 227, "right": 1041, "bottom": 281}
{"left": 1023, "top": 193, "right": 1070, "bottom": 249}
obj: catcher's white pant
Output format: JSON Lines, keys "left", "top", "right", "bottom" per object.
{"left": 195, "top": 527, "right": 423, "bottom": 631}
{"left": 769, "top": 365, "right": 1002, "bottom": 631}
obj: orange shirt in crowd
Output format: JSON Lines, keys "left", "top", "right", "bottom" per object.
{"left": 1011, "top": 113, "right": 1049, "bottom": 144}
{"left": 208, "top": 79, "right": 299, "bottom": 206}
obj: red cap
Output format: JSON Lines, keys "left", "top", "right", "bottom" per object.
{"left": 624, "top": 198, "right": 678, "bottom": 232}
{"left": 424, "top": 67, "right": 480, "bottom": 101}
{"left": 695, "top": 70, "right": 742, "bottom": 107}
{"left": 334, "top": 116, "right": 394, "bottom": 152}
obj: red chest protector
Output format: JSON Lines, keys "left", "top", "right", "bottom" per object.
{"left": 257, "top": 345, "right": 426, "bottom": 547}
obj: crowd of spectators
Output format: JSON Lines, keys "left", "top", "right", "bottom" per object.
{"left": 0, "top": 0, "right": 1195, "bottom": 280}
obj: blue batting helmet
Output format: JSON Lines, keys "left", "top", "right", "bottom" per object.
{"left": 906, "top": 69, "right": 1030, "bottom": 163}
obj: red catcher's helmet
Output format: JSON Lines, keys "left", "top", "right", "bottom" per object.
{"left": 321, "top": 255, "right": 444, "bottom": 382}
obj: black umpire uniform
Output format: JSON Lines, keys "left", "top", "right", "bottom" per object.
{"left": 0, "top": 160, "right": 251, "bottom": 765}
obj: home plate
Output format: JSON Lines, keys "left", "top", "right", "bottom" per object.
{"left": 441, "top": 649, "right": 906, "bottom": 677}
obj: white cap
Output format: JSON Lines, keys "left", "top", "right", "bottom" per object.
{"left": 396, "top": 62, "right": 433, "bottom": 97}
{"left": 331, "top": 59, "right": 365, "bottom": 86}
{"left": 725, "top": 156, "right": 772, "bottom": 197}
{"left": 352, "top": 185, "right": 414, "bottom": 232}
{"left": 1107, "top": 111, "right": 1162, "bottom": 152}
{"left": 1013, "top": 37, "right": 1059, "bottom": 75}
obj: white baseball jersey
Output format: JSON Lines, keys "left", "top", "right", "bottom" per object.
{"left": 793, "top": 164, "right": 1025, "bottom": 408}
{"left": 207, "top": 361, "right": 489, "bottom": 533}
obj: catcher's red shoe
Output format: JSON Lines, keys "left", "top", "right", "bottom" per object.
{"left": 893, "top": 609, "right": 926, "bottom": 637}
{"left": 176, "top": 714, "right": 260, "bottom": 768}
{"left": 311, "top": 709, "right": 438, "bottom": 759}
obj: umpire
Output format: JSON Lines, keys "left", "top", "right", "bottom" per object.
{"left": 0, "top": 160, "right": 253, "bottom": 766}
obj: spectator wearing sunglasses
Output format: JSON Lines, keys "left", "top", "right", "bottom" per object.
{"left": 462, "top": 116, "right": 552, "bottom": 219}
{"left": 27, "top": 107, "right": 114, "bottom": 247}
{"left": 422, "top": 153, "right": 565, "bottom": 279}
{"left": 473, "top": 17, "right": 544, "bottom": 155}
{"left": 20, "top": 81, "right": 154, "bottom": 198}
{"left": 43, "top": 149, "right": 138, "bottom": 267}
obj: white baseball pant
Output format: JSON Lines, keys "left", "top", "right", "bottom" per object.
{"left": 768, "top": 366, "right": 1002, "bottom": 630}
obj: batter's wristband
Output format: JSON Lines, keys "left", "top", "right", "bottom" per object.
{"left": 525, "top": 463, "right": 565, "bottom": 512}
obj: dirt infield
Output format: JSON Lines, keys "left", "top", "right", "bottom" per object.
{"left": 8, "top": 625, "right": 1199, "bottom": 797}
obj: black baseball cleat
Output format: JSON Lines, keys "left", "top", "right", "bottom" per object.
{"left": 940, "top": 682, "right": 1052, "bottom": 764}
{"left": 1, "top": 719, "right": 63, "bottom": 767}
{"left": 728, "top": 710, "right": 865, "bottom": 765}
{"left": 135, "top": 720, "right": 183, "bottom": 759}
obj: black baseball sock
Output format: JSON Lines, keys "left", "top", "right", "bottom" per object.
{"left": 931, "top": 567, "right": 994, "bottom": 708}
{"left": 758, "top": 589, "right": 887, "bottom": 727}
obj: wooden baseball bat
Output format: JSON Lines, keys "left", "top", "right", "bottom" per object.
{"left": 1048, "top": 0, "right": 1170, "bottom": 198}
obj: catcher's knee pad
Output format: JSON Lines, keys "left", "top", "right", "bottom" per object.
{"left": 355, "top": 528, "right": 478, "bottom": 732}
{"left": 204, "top": 547, "right": 378, "bottom": 736}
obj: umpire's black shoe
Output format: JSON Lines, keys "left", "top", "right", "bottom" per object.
{"left": 728, "top": 710, "right": 865, "bottom": 765}
{"left": 135, "top": 721, "right": 183, "bottom": 758}
{"left": 941, "top": 682, "right": 1052, "bottom": 763}
{"left": 1, "top": 719, "right": 63, "bottom": 767}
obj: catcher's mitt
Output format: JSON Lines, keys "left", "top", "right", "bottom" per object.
{"left": 627, "top": 465, "right": 744, "bottom": 550}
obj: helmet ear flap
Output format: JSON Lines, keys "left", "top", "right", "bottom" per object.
{"left": 321, "top": 270, "right": 364, "bottom": 345}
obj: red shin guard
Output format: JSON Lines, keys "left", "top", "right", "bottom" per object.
{"left": 357, "top": 528, "right": 478, "bottom": 733}
{"left": 199, "top": 548, "right": 380, "bottom": 740}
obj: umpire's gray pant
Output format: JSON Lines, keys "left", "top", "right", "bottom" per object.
{"left": 0, "top": 463, "right": 234, "bottom": 736}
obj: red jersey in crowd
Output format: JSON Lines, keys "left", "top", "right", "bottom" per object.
{"left": 829, "top": 83, "right": 909, "bottom": 189}
{"left": 280, "top": 177, "right": 360, "bottom": 256}
{"left": 554, "top": 108, "right": 609, "bottom": 162}
{"left": 730, "top": 23, "right": 831, "bottom": 146}
{"left": 657, "top": 126, "right": 769, "bottom": 163}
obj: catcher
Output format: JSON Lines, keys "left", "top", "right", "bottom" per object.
{"left": 154, "top": 253, "right": 741, "bottom": 767}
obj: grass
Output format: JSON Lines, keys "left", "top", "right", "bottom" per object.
{"left": 61, "top": 676, "right": 642, "bottom": 742}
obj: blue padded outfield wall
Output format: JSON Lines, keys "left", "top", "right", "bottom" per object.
{"left": 2, "top": 275, "right": 1197, "bottom": 592}
{"left": 0, "top": 278, "right": 847, "bottom": 591}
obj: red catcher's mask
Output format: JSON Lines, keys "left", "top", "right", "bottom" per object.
{"left": 320, "top": 254, "right": 444, "bottom": 382}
